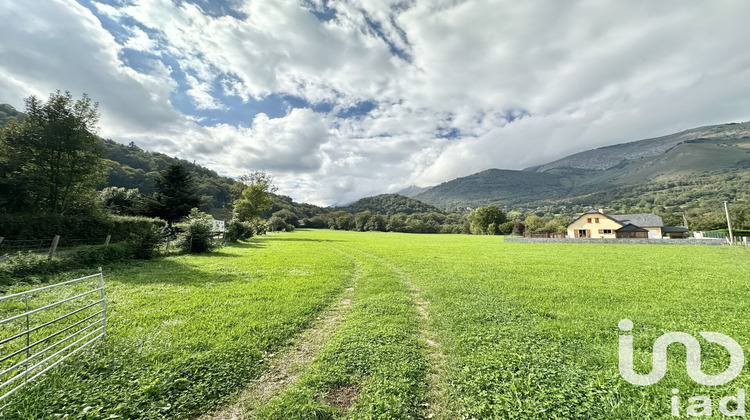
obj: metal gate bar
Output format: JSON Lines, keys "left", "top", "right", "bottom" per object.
{"left": 0, "top": 269, "right": 107, "bottom": 403}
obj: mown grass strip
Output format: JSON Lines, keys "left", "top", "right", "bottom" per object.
{"left": 335, "top": 245, "right": 455, "bottom": 419}
{"left": 199, "top": 256, "right": 360, "bottom": 420}
{"left": 0, "top": 236, "right": 353, "bottom": 420}
{"left": 257, "top": 245, "right": 428, "bottom": 419}
{"left": 324, "top": 230, "right": 750, "bottom": 419}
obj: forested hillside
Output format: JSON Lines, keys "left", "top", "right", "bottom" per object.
{"left": 102, "top": 139, "right": 236, "bottom": 217}
{"left": 0, "top": 104, "right": 23, "bottom": 126}
{"left": 337, "top": 193, "right": 443, "bottom": 215}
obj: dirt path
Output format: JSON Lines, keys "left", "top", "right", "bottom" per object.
{"left": 333, "top": 245, "right": 454, "bottom": 419}
{"left": 197, "top": 259, "right": 360, "bottom": 420}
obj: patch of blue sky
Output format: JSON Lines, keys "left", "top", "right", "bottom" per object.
{"left": 302, "top": 0, "right": 337, "bottom": 22}
{"left": 436, "top": 127, "right": 461, "bottom": 139}
{"left": 118, "top": 48, "right": 163, "bottom": 74}
{"left": 505, "top": 109, "right": 530, "bottom": 123}
{"left": 361, "top": 14, "right": 411, "bottom": 62}
{"left": 172, "top": 76, "right": 330, "bottom": 126}
{"left": 177, "top": 0, "right": 247, "bottom": 19}
{"left": 337, "top": 100, "right": 377, "bottom": 119}
{"left": 76, "top": 0, "right": 137, "bottom": 44}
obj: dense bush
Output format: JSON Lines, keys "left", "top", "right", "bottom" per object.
{"left": 179, "top": 209, "right": 221, "bottom": 253}
{"left": 128, "top": 224, "right": 164, "bottom": 259}
{"left": 225, "top": 218, "right": 254, "bottom": 242}
{"left": 0, "top": 243, "right": 148, "bottom": 286}
{"left": 0, "top": 213, "right": 165, "bottom": 243}
{"left": 268, "top": 216, "right": 294, "bottom": 232}
{"left": 498, "top": 221, "right": 515, "bottom": 235}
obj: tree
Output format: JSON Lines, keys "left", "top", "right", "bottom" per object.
{"left": 0, "top": 91, "right": 105, "bottom": 214}
{"left": 469, "top": 205, "right": 507, "bottom": 235}
{"left": 355, "top": 211, "right": 372, "bottom": 231}
{"left": 99, "top": 186, "right": 145, "bottom": 215}
{"left": 234, "top": 171, "right": 277, "bottom": 222}
{"left": 523, "top": 215, "right": 545, "bottom": 232}
{"left": 328, "top": 211, "right": 354, "bottom": 230}
{"left": 542, "top": 219, "right": 566, "bottom": 233}
{"left": 498, "top": 221, "right": 515, "bottom": 235}
{"left": 272, "top": 209, "right": 299, "bottom": 227}
{"left": 149, "top": 163, "right": 201, "bottom": 227}
{"left": 365, "top": 214, "right": 387, "bottom": 231}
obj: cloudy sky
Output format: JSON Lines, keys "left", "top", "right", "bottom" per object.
{"left": 2, "top": 1, "right": 750, "bottom": 205}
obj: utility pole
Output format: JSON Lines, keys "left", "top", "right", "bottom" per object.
{"left": 724, "top": 201, "right": 734, "bottom": 244}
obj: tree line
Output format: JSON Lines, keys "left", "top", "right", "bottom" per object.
{"left": 0, "top": 91, "right": 279, "bottom": 254}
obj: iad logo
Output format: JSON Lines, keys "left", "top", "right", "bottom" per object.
{"left": 618, "top": 319, "right": 746, "bottom": 417}
{"left": 618, "top": 319, "right": 744, "bottom": 386}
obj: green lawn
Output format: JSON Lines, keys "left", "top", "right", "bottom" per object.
{"left": 2, "top": 230, "right": 750, "bottom": 419}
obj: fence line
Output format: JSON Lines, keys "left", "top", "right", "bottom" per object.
{"left": 0, "top": 269, "right": 107, "bottom": 403}
{"left": 0, "top": 236, "right": 116, "bottom": 257}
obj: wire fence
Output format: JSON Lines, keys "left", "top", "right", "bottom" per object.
{"left": 0, "top": 236, "right": 114, "bottom": 258}
{"left": 0, "top": 270, "right": 107, "bottom": 404}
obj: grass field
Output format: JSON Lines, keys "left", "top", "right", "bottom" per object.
{"left": 2, "top": 229, "right": 750, "bottom": 419}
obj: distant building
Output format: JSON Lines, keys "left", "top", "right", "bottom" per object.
{"left": 566, "top": 209, "right": 688, "bottom": 239}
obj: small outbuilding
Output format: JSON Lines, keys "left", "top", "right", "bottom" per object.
{"left": 662, "top": 226, "right": 689, "bottom": 239}
{"left": 615, "top": 224, "right": 649, "bottom": 239}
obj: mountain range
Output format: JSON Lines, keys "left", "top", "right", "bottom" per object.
{"left": 401, "top": 122, "right": 750, "bottom": 210}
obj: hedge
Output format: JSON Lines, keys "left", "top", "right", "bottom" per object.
{"left": 0, "top": 214, "right": 166, "bottom": 243}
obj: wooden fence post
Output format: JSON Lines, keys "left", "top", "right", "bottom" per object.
{"left": 104, "top": 235, "right": 111, "bottom": 247}
{"left": 48, "top": 235, "right": 60, "bottom": 259}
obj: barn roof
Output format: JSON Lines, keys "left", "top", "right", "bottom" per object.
{"left": 662, "top": 226, "right": 689, "bottom": 233}
{"left": 610, "top": 214, "right": 663, "bottom": 227}
{"left": 615, "top": 223, "right": 649, "bottom": 232}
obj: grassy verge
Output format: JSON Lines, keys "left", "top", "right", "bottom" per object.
{"left": 1, "top": 236, "right": 353, "bottom": 419}
{"left": 325, "top": 230, "right": 750, "bottom": 419}
{"left": 258, "top": 245, "right": 427, "bottom": 419}
{"left": 4, "top": 229, "right": 750, "bottom": 419}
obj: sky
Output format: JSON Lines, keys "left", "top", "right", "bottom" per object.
{"left": 2, "top": 1, "right": 750, "bottom": 206}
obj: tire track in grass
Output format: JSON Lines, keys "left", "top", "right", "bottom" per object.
{"left": 196, "top": 249, "right": 361, "bottom": 420}
{"left": 339, "top": 245, "right": 454, "bottom": 419}
{"left": 256, "top": 245, "right": 428, "bottom": 419}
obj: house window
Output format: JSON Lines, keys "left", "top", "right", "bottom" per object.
{"left": 578, "top": 229, "right": 587, "bottom": 238}
{"left": 595, "top": 218, "right": 600, "bottom": 223}
{"left": 587, "top": 218, "right": 592, "bottom": 223}
{"left": 602, "top": 229, "right": 612, "bottom": 234}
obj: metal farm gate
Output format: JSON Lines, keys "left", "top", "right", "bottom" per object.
{"left": 0, "top": 269, "right": 107, "bottom": 403}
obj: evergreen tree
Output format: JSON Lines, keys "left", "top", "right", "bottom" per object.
{"left": 149, "top": 163, "right": 201, "bottom": 227}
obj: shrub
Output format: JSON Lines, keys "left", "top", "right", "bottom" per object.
{"left": 268, "top": 216, "right": 293, "bottom": 232}
{"left": 0, "top": 213, "right": 165, "bottom": 244}
{"left": 1, "top": 251, "right": 63, "bottom": 279}
{"left": 225, "top": 218, "right": 254, "bottom": 243}
{"left": 253, "top": 220, "right": 268, "bottom": 235}
{"left": 127, "top": 225, "right": 164, "bottom": 259}
{"left": 498, "top": 221, "right": 515, "bottom": 235}
{"left": 110, "top": 215, "right": 166, "bottom": 242}
{"left": 0, "top": 243, "right": 149, "bottom": 286}
{"left": 179, "top": 209, "right": 221, "bottom": 253}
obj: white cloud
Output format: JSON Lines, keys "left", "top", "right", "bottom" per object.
{"left": 185, "top": 74, "right": 226, "bottom": 110}
{"left": 2, "top": 0, "right": 750, "bottom": 206}
{"left": 124, "top": 26, "right": 157, "bottom": 52}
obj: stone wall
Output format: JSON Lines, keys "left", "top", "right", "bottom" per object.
{"left": 503, "top": 237, "right": 728, "bottom": 246}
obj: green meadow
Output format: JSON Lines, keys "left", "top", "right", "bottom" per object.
{"left": 2, "top": 229, "right": 750, "bottom": 419}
